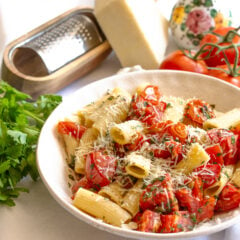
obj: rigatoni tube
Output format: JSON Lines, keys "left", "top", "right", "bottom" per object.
{"left": 125, "top": 152, "right": 151, "bottom": 178}
{"left": 73, "top": 188, "right": 131, "bottom": 226}
{"left": 110, "top": 120, "right": 144, "bottom": 145}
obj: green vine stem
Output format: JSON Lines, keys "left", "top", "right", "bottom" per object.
{"left": 182, "top": 28, "right": 240, "bottom": 77}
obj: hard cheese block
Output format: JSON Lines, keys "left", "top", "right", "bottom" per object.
{"left": 94, "top": 0, "right": 169, "bottom": 69}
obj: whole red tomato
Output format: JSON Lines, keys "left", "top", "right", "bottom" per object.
{"left": 208, "top": 64, "right": 240, "bottom": 88}
{"left": 200, "top": 27, "right": 240, "bottom": 67}
{"left": 159, "top": 50, "right": 208, "bottom": 74}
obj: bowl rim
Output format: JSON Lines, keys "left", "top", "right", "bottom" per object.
{"left": 37, "top": 69, "right": 240, "bottom": 239}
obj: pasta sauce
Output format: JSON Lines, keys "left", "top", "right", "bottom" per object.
{"left": 57, "top": 84, "right": 240, "bottom": 233}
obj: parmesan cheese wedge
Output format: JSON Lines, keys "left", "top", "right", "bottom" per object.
{"left": 94, "top": 0, "right": 169, "bottom": 69}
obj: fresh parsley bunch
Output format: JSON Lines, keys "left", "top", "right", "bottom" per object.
{"left": 0, "top": 81, "right": 62, "bottom": 206}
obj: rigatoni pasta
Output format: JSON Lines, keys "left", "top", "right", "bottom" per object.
{"left": 175, "top": 143, "right": 210, "bottom": 174}
{"left": 203, "top": 108, "right": 240, "bottom": 130}
{"left": 110, "top": 120, "right": 144, "bottom": 145}
{"left": 98, "top": 181, "right": 126, "bottom": 205}
{"left": 125, "top": 152, "right": 151, "bottom": 178}
{"left": 73, "top": 188, "right": 131, "bottom": 226}
{"left": 57, "top": 84, "right": 240, "bottom": 234}
{"left": 75, "top": 128, "right": 99, "bottom": 174}
{"left": 121, "top": 180, "right": 143, "bottom": 216}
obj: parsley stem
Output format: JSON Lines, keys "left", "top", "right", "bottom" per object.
{"left": 22, "top": 110, "right": 44, "bottom": 125}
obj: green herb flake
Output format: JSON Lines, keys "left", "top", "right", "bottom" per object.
{"left": 90, "top": 163, "right": 95, "bottom": 170}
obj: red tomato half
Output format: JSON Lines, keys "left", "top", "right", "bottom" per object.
{"left": 196, "top": 197, "right": 216, "bottom": 223}
{"left": 140, "top": 85, "right": 161, "bottom": 105}
{"left": 159, "top": 211, "right": 194, "bottom": 233}
{"left": 200, "top": 27, "right": 240, "bottom": 67}
{"left": 215, "top": 183, "right": 240, "bottom": 212}
{"left": 175, "top": 188, "right": 201, "bottom": 214}
{"left": 147, "top": 120, "right": 173, "bottom": 135}
{"left": 207, "top": 129, "right": 238, "bottom": 165}
{"left": 159, "top": 50, "right": 208, "bottom": 74}
{"left": 183, "top": 99, "right": 215, "bottom": 127}
{"left": 138, "top": 210, "right": 161, "bottom": 233}
{"left": 57, "top": 121, "right": 86, "bottom": 140}
{"left": 129, "top": 85, "right": 166, "bottom": 125}
{"left": 205, "top": 144, "right": 224, "bottom": 165}
{"left": 85, "top": 151, "right": 117, "bottom": 187}
{"left": 151, "top": 140, "right": 184, "bottom": 166}
{"left": 168, "top": 122, "right": 188, "bottom": 143}
{"left": 193, "top": 164, "right": 222, "bottom": 189}
{"left": 191, "top": 177, "right": 204, "bottom": 202}
{"left": 140, "top": 174, "right": 178, "bottom": 213}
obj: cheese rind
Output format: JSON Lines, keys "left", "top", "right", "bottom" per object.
{"left": 94, "top": 0, "right": 169, "bottom": 69}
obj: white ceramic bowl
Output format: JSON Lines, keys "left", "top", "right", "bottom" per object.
{"left": 37, "top": 70, "right": 240, "bottom": 239}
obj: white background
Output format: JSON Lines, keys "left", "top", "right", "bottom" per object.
{"left": 0, "top": 0, "right": 240, "bottom": 240}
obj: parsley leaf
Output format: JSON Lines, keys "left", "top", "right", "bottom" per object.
{"left": 0, "top": 81, "right": 62, "bottom": 206}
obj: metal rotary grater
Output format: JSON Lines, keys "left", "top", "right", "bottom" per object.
{"left": 19, "top": 9, "right": 105, "bottom": 74}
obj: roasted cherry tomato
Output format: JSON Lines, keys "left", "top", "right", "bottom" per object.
{"left": 193, "top": 164, "right": 222, "bottom": 189}
{"left": 129, "top": 85, "right": 166, "bottom": 125}
{"left": 205, "top": 144, "right": 224, "bottom": 165}
{"left": 71, "top": 176, "right": 99, "bottom": 195}
{"left": 138, "top": 210, "right": 161, "bottom": 233}
{"left": 140, "top": 174, "right": 178, "bottom": 213}
{"left": 147, "top": 120, "right": 173, "bottom": 135}
{"left": 159, "top": 50, "right": 208, "bottom": 74}
{"left": 200, "top": 27, "right": 240, "bottom": 67}
{"left": 183, "top": 99, "right": 215, "bottom": 127}
{"left": 196, "top": 197, "right": 216, "bottom": 223}
{"left": 140, "top": 85, "right": 161, "bottom": 105}
{"left": 85, "top": 151, "right": 117, "bottom": 187}
{"left": 159, "top": 211, "right": 194, "bottom": 233}
{"left": 207, "top": 128, "right": 238, "bottom": 165}
{"left": 141, "top": 102, "right": 167, "bottom": 125}
{"left": 215, "top": 183, "right": 240, "bottom": 212}
{"left": 57, "top": 121, "right": 86, "bottom": 140}
{"left": 168, "top": 122, "right": 188, "bottom": 143}
{"left": 191, "top": 177, "right": 204, "bottom": 202}
{"left": 175, "top": 188, "right": 201, "bottom": 214}
{"left": 152, "top": 140, "right": 184, "bottom": 166}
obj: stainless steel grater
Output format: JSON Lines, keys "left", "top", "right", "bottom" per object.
{"left": 1, "top": 7, "right": 112, "bottom": 99}
{"left": 21, "top": 11, "right": 105, "bottom": 74}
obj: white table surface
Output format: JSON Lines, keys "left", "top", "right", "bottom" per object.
{"left": 0, "top": 0, "right": 240, "bottom": 240}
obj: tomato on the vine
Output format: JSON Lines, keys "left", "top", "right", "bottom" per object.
{"left": 159, "top": 50, "right": 208, "bottom": 74}
{"left": 208, "top": 64, "right": 240, "bottom": 88}
{"left": 200, "top": 27, "right": 240, "bottom": 67}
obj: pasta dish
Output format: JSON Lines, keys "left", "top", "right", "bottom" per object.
{"left": 56, "top": 84, "right": 240, "bottom": 233}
